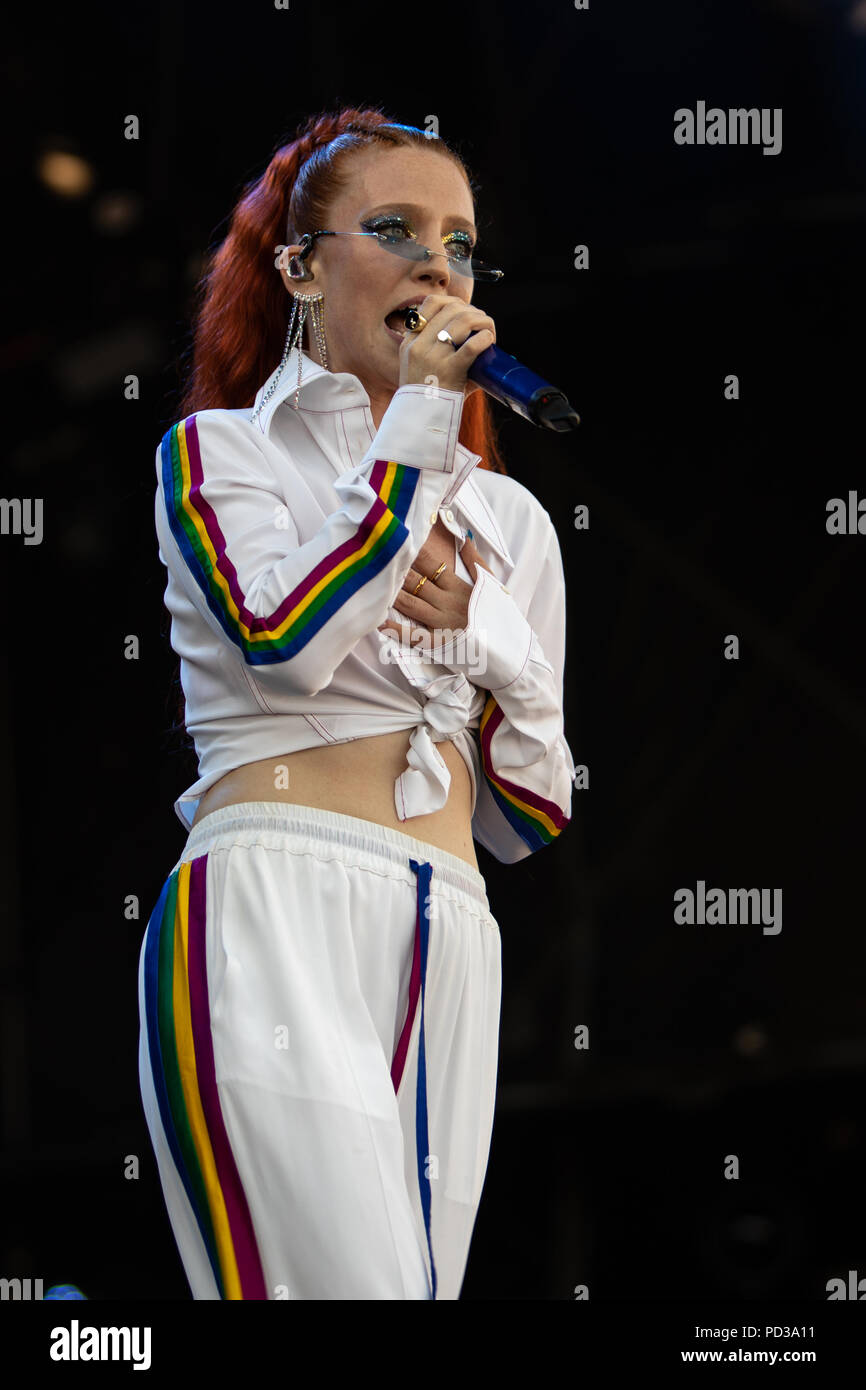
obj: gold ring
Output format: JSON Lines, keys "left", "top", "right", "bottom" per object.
{"left": 411, "top": 562, "right": 447, "bottom": 596}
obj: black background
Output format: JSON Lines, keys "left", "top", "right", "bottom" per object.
{"left": 1, "top": 0, "right": 864, "bottom": 1302}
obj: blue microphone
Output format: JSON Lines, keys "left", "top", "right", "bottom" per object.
{"left": 401, "top": 308, "right": 580, "bottom": 432}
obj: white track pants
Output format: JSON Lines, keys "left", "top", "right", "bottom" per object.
{"left": 137, "top": 801, "right": 502, "bottom": 1300}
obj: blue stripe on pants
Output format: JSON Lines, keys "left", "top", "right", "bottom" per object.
{"left": 408, "top": 857, "right": 437, "bottom": 1301}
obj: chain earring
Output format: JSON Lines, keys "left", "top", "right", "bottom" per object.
{"left": 251, "top": 291, "right": 327, "bottom": 422}
{"left": 254, "top": 241, "right": 332, "bottom": 419}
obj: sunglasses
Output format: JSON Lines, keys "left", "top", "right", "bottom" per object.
{"left": 291, "top": 227, "right": 504, "bottom": 283}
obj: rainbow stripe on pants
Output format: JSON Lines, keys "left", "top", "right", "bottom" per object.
{"left": 142, "top": 852, "right": 438, "bottom": 1299}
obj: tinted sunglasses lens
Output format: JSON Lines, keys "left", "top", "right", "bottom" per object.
{"left": 377, "top": 236, "right": 502, "bottom": 281}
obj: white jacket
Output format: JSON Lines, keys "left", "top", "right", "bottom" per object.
{"left": 154, "top": 345, "right": 576, "bottom": 863}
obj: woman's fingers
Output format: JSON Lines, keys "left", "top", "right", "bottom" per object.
{"left": 401, "top": 565, "right": 461, "bottom": 604}
{"left": 385, "top": 543, "right": 493, "bottom": 644}
{"left": 459, "top": 536, "right": 495, "bottom": 580}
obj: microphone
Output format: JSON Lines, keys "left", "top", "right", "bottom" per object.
{"left": 401, "top": 307, "right": 580, "bottom": 432}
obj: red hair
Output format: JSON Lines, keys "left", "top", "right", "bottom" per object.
{"left": 165, "top": 107, "right": 507, "bottom": 760}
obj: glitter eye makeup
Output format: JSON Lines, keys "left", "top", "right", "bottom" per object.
{"left": 360, "top": 214, "right": 477, "bottom": 253}
{"left": 359, "top": 215, "right": 415, "bottom": 242}
{"left": 442, "top": 231, "right": 474, "bottom": 260}
{"left": 321, "top": 213, "right": 502, "bottom": 280}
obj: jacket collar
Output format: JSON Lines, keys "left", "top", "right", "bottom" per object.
{"left": 250, "top": 346, "right": 515, "bottom": 572}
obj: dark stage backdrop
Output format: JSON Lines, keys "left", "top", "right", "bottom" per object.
{"left": 2, "top": 0, "right": 864, "bottom": 1306}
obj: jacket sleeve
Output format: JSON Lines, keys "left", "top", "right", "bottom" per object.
{"left": 430, "top": 515, "right": 576, "bottom": 864}
{"left": 155, "top": 385, "right": 478, "bottom": 696}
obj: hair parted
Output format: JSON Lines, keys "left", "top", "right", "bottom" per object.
{"left": 176, "top": 104, "right": 506, "bottom": 474}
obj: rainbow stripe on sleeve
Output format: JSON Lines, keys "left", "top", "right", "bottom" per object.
{"left": 160, "top": 415, "right": 419, "bottom": 665}
{"left": 478, "top": 694, "right": 570, "bottom": 852}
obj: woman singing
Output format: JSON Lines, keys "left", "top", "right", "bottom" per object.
{"left": 138, "top": 106, "right": 576, "bottom": 1300}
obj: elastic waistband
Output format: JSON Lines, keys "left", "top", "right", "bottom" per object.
{"left": 179, "top": 801, "right": 489, "bottom": 908}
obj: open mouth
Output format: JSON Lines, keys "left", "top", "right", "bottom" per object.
{"left": 384, "top": 309, "right": 408, "bottom": 334}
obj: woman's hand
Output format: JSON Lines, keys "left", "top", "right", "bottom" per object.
{"left": 378, "top": 536, "right": 495, "bottom": 647}
{"left": 399, "top": 294, "right": 496, "bottom": 396}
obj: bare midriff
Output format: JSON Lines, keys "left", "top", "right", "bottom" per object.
{"left": 191, "top": 519, "right": 479, "bottom": 869}
{"left": 190, "top": 729, "right": 479, "bottom": 871}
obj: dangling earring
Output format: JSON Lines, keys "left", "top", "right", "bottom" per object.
{"left": 287, "top": 290, "right": 328, "bottom": 410}
{"left": 251, "top": 243, "right": 329, "bottom": 422}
